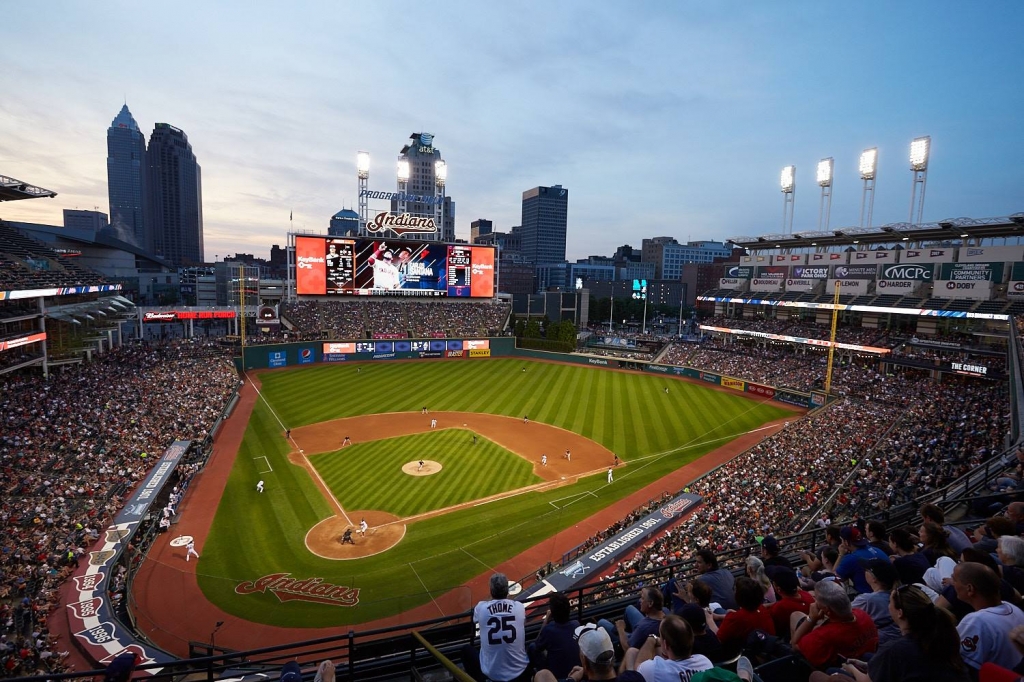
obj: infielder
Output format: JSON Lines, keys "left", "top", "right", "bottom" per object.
{"left": 430, "top": 419, "right": 437, "bottom": 429}
{"left": 186, "top": 540, "right": 200, "bottom": 562}
{"left": 607, "top": 468, "right": 614, "bottom": 483}
{"left": 541, "top": 455, "right": 547, "bottom": 466}
{"left": 342, "top": 436, "right": 352, "bottom": 447}
{"left": 256, "top": 480, "right": 264, "bottom": 493}
{"left": 359, "top": 518, "right": 368, "bottom": 537}
{"left": 564, "top": 449, "right": 571, "bottom": 462}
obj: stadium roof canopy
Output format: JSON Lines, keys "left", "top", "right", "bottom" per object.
{"left": 0, "top": 174, "right": 57, "bottom": 201}
{"left": 726, "top": 212, "right": 1024, "bottom": 250}
{"left": 47, "top": 295, "right": 136, "bottom": 325}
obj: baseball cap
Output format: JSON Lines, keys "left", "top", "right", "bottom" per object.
{"left": 761, "top": 536, "right": 779, "bottom": 554}
{"left": 765, "top": 565, "right": 799, "bottom": 593}
{"left": 575, "top": 624, "right": 614, "bottom": 664}
{"left": 865, "top": 558, "right": 898, "bottom": 586}
{"left": 280, "top": 661, "right": 303, "bottom": 682}
{"left": 840, "top": 526, "right": 867, "bottom": 546}
{"left": 679, "top": 603, "right": 707, "bottom": 632}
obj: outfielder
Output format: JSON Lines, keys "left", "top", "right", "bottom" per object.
{"left": 186, "top": 540, "right": 200, "bottom": 562}
{"left": 256, "top": 480, "right": 264, "bottom": 493}
{"left": 607, "top": 468, "right": 614, "bottom": 483}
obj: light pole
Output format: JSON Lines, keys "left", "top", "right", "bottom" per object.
{"left": 816, "top": 157, "right": 834, "bottom": 231}
{"left": 780, "top": 165, "right": 796, "bottom": 234}
{"left": 357, "top": 151, "right": 370, "bottom": 234}
{"left": 908, "top": 136, "right": 930, "bottom": 224}
{"left": 396, "top": 159, "right": 410, "bottom": 215}
{"left": 858, "top": 148, "right": 877, "bottom": 228}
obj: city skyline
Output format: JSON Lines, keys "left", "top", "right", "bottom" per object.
{"left": 1, "top": 2, "right": 1023, "bottom": 263}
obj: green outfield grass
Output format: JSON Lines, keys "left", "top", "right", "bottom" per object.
{"left": 195, "top": 358, "right": 795, "bottom": 627}
{"left": 311, "top": 431, "right": 542, "bottom": 517}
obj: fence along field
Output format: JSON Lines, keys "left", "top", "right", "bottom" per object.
{"left": 193, "top": 358, "right": 794, "bottom": 627}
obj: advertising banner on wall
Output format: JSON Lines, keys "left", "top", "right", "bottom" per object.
{"left": 725, "top": 266, "right": 754, "bottom": 279}
{"left": 935, "top": 280, "right": 993, "bottom": 299}
{"left": 784, "top": 279, "right": 818, "bottom": 292}
{"left": 750, "top": 278, "right": 783, "bottom": 292}
{"left": 826, "top": 279, "right": 870, "bottom": 294}
{"left": 938, "top": 262, "right": 1004, "bottom": 282}
{"left": 876, "top": 279, "right": 921, "bottom": 293}
{"left": 879, "top": 263, "right": 934, "bottom": 281}
{"left": 832, "top": 265, "right": 877, "bottom": 279}
{"left": 755, "top": 266, "right": 788, "bottom": 279}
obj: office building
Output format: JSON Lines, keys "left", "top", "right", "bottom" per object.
{"left": 641, "top": 237, "right": 732, "bottom": 280}
{"left": 106, "top": 104, "right": 149, "bottom": 250}
{"left": 388, "top": 132, "right": 455, "bottom": 242}
{"left": 471, "top": 219, "right": 493, "bottom": 243}
{"left": 520, "top": 185, "right": 568, "bottom": 266}
{"left": 329, "top": 208, "right": 359, "bottom": 236}
{"left": 148, "top": 123, "right": 204, "bottom": 266}
{"left": 64, "top": 209, "right": 108, "bottom": 233}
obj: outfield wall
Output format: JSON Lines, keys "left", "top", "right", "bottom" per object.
{"left": 235, "top": 338, "right": 815, "bottom": 407}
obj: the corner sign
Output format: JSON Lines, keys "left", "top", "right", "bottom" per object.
{"left": 235, "top": 573, "right": 360, "bottom": 606}
{"left": 367, "top": 212, "right": 438, "bottom": 236}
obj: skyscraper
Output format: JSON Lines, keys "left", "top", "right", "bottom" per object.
{"left": 106, "top": 104, "right": 149, "bottom": 250}
{"left": 520, "top": 185, "right": 568, "bottom": 266}
{"left": 386, "top": 132, "right": 455, "bottom": 242}
{"left": 147, "top": 123, "right": 204, "bottom": 266}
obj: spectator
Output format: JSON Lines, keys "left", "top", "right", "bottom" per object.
{"left": 694, "top": 550, "right": 736, "bottom": 610}
{"left": 835, "top": 585, "right": 969, "bottom": 682}
{"left": 744, "top": 556, "right": 776, "bottom": 605}
{"left": 678, "top": 604, "right": 725, "bottom": 664}
{"left": 835, "top": 526, "right": 888, "bottom": 594}
{"left": 865, "top": 521, "right": 894, "bottom": 557}
{"left": 465, "top": 573, "right": 529, "bottom": 682}
{"left": 713, "top": 577, "right": 775, "bottom": 655}
{"left": 952, "top": 563, "right": 1024, "bottom": 675}
{"left": 998, "top": 535, "right": 1024, "bottom": 594}
{"left": 888, "top": 527, "right": 930, "bottom": 586}
{"left": 531, "top": 592, "right": 580, "bottom": 679}
{"left": 625, "top": 615, "right": 714, "bottom": 682}
{"left": 791, "top": 579, "right": 878, "bottom": 670}
{"left": 761, "top": 536, "right": 793, "bottom": 570}
{"left": 599, "top": 586, "right": 665, "bottom": 654}
{"left": 919, "top": 504, "right": 972, "bottom": 555}
{"left": 534, "top": 623, "right": 644, "bottom": 682}
{"left": 766, "top": 565, "right": 814, "bottom": 641}
{"left": 917, "top": 521, "right": 958, "bottom": 568}
{"left": 971, "top": 516, "right": 1016, "bottom": 555}
{"left": 851, "top": 559, "right": 901, "bottom": 646}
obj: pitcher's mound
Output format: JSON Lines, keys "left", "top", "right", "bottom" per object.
{"left": 403, "top": 460, "right": 442, "bottom": 476}
{"left": 305, "top": 511, "right": 404, "bottom": 559}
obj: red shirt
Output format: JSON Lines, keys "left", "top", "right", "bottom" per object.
{"left": 717, "top": 606, "right": 776, "bottom": 650}
{"left": 795, "top": 609, "right": 878, "bottom": 669}
{"left": 768, "top": 590, "right": 814, "bottom": 639}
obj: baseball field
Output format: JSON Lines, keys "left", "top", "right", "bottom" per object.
{"left": 193, "top": 358, "right": 794, "bottom": 627}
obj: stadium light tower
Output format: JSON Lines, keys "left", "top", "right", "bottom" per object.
{"left": 434, "top": 159, "right": 447, "bottom": 237}
{"left": 396, "top": 159, "right": 410, "bottom": 215}
{"left": 858, "top": 147, "right": 877, "bottom": 228}
{"left": 908, "top": 135, "right": 930, "bottom": 224}
{"left": 357, "top": 152, "right": 370, "bottom": 234}
{"left": 816, "top": 157, "right": 834, "bottom": 231}
{"left": 780, "top": 165, "right": 796, "bottom": 234}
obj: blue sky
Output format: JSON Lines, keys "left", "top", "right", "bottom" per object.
{"left": 1, "top": 2, "right": 1022, "bottom": 262}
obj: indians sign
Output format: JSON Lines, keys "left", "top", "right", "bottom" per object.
{"left": 366, "top": 212, "right": 438, "bottom": 236}
{"left": 235, "top": 573, "right": 361, "bottom": 606}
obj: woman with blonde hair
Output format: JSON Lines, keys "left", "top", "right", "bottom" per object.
{"left": 745, "top": 555, "right": 776, "bottom": 604}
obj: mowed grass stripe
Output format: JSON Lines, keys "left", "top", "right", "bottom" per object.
{"left": 311, "top": 430, "right": 541, "bottom": 517}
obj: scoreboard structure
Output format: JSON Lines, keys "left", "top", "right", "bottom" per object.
{"left": 294, "top": 235, "right": 495, "bottom": 298}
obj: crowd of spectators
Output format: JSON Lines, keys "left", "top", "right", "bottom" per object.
{"left": 0, "top": 338, "right": 239, "bottom": 677}
{"left": 281, "top": 299, "right": 510, "bottom": 339}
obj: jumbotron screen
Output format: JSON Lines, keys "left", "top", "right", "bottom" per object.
{"left": 295, "top": 236, "right": 495, "bottom": 298}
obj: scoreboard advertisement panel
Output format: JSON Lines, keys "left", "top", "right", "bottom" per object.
{"left": 296, "top": 236, "right": 495, "bottom": 298}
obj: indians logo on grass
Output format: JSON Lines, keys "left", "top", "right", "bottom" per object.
{"left": 235, "top": 573, "right": 361, "bottom": 606}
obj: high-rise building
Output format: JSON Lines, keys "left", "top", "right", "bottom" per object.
{"left": 520, "top": 185, "right": 568, "bottom": 265}
{"left": 106, "top": 104, "right": 149, "bottom": 250}
{"left": 470, "top": 219, "right": 493, "bottom": 243}
{"left": 641, "top": 237, "right": 732, "bottom": 280}
{"left": 387, "top": 132, "right": 454, "bottom": 242}
{"left": 148, "top": 123, "right": 204, "bottom": 266}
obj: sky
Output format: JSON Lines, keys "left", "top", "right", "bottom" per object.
{"left": 1, "top": 2, "right": 1023, "bottom": 263}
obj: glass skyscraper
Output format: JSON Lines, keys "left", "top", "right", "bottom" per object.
{"left": 106, "top": 104, "right": 149, "bottom": 250}
{"left": 147, "top": 123, "right": 204, "bottom": 266}
{"left": 520, "top": 184, "right": 569, "bottom": 266}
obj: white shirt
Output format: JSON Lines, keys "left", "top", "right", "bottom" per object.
{"left": 373, "top": 259, "right": 400, "bottom": 289}
{"left": 957, "top": 602, "right": 1024, "bottom": 671}
{"left": 636, "top": 654, "right": 713, "bottom": 682}
{"left": 474, "top": 598, "right": 528, "bottom": 681}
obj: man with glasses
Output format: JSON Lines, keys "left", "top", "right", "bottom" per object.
{"left": 598, "top": 586, "right": 665, "bottom": 655}
{"left": 790, "top": 579, "right": 878, "bottom": 670}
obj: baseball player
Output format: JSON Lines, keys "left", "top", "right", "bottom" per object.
{"left": 607, "top": 468, "right": 614, "bottom": 483}
{"left": 256, "top": 480, "right": 264, "bottom": 493}
{"left": 430, "top": 418, "right": 437, "bottom": 429}
{"left": 186, "top": 540, "right": 200, "bottom": 562}
{"left": 367, "top": 243, "right": 401, "bottom": 290}
{"left": 359, "top": 518, "right": 368, "bottom": 537}
{"left": 342, "top": 436, "right": 352, "bottom": 447}
{"left": 665, "top": 386, "right": 669, "bottom": 394}
{"left": 541, "top": 455, "right": 547, "bottom": 467}
{"left": 614, "top": 454, "right": 620, "bottom": 467}
{"left": 341, "top": 528, "right": 355, "bottom": 545}
{"left": 523, "top": 415, "right": 529, "bottom": 424}
{"left": 418, "top": 459, "right": 425, "bottom": 471}
{"left": 564, "top": 449, "right": 571, "bottom": 462}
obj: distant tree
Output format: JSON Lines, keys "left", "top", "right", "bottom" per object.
{"left": 524, "top": 319, "right": 542, "bottom": 338}
{"left": 515, "top": 319, "right": 526, "bottom": 337}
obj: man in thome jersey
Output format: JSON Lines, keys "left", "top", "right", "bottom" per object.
{"left": 463, "top": 573, "right": 530, "bottom": 682}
